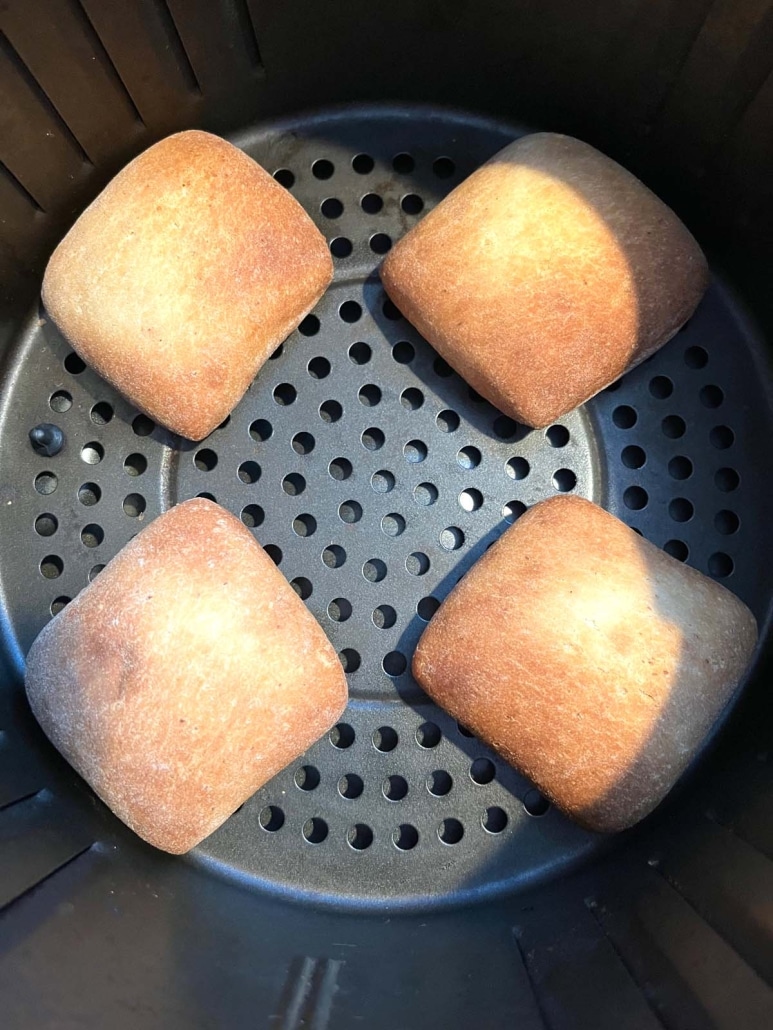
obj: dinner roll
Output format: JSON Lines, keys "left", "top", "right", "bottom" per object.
{"left": 25, "top": 498, "right": 347, "bottom": 853}
{"left": 42, "top": 130, "right": 332, "bottom": 440}
{"left": 381, "top": 133, "right": 708, "bottom": 428}
{"left": 413, "top": 496, "right": 756, "bottom": 833}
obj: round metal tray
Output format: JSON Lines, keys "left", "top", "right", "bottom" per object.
{"left": 1, "top": 105, "right": 771, "bottom": 909}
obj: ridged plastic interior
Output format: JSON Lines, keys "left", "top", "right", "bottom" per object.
{"left": 2, "top": 0, "right": 773, "bottom": 1023}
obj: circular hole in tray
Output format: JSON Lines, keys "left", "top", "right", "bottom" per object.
{"left": 416, "top": 722, "right": 441, "bottom": 748}
{"left": 373, "top": 726, "right": 398, "bottom": 752}
{"left": 352, "top": 153, "right": 374, "bottom": 174}
{"left": 438, "top": 818, "right": 464, "bottom": 845}
{"left": 427, "top": 770, "right": 453, "bottom": 797}
{"left": 250, "top": 419, "right": 272, "bottom": 442}
{"left": 393, "top": 825, "right": 418, "bottom": 850}
{"left": 35, "top": 513, "right": 58, "bottom": 537}
{"left": 482, "top": 807, "right": 508, "bottom": 834}
{"left": 259, "top": 806, "right": 285, "bottom": 832}
{"left": 80, "top": 523, "right": 103, "bottom": 548}
{"left": 303, "top": 817, "right": 328, "bottom": 844}
{"left": 470, "top": 758, "right": 495, "bottom": 785}
{"left": 330, "top": 723, "right": 355, "bottom": 749}
{"left": 347, "top": 824, "right": 373, "bottom": 850}
{"left": 339, "top": 648, "right": 361, "bottom": 673}
{"left": 295, "top": 765, "right": 320, "bottom": 791}
{"left": 383, "top": 775, "right": 408, "bottom": 801}
{"left": 241, "top": 503, "right": 265, "bottom": 529}
{"left": 123, "top": 493, "right": 146, "bottom": 518}
{"left": 339, "top": 773, "right": 364, "bottom": 800}
{"left": 328, "top": 597, "right": 352, "bottom": 622}
{"left": 372, "top": 604, "right": 396, "bottom": 629}
{"left": 49, "top": 390, "right": 72, "bottom": 412}
{"left": 523, "top": 790, "right": 550, "bottom": 817}
{"left": 40, "top": 555, "right": 63, "bottom": 579}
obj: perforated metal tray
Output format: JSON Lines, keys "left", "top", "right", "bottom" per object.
{"left": 1, "top": 105, "right": 771, "bottom": 909}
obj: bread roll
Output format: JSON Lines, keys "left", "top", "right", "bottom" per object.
{"left": 25, "top": 498, "right": 347, "bottom": 853}
{"left": 42, "top": 130, "right": 332, "bottom": 440}
{"left": 381, "top": 133, "right": 708, "bottom": 429}
{"left": 413, "top": 496, "right": 756, "bottom": 833}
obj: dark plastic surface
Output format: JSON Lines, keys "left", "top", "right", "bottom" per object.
{"left": 1, "top": 1, "right": 773, "bottom": 1027}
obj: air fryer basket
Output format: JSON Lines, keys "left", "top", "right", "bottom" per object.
{"left": 2, "top": 3, "right": 773, "bottom": 1029}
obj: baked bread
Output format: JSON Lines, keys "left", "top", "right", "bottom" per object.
{"left": 42, "top": 130, "right": 332, "bottom": 440}
{"left": 381, "top": 133, "right": 708, "bottom": 428}
{"left": 413, "top": 496, "right": 757, "bottom": 832}
{"left": 25, "top": 498, "right": 347, "bottom": 853}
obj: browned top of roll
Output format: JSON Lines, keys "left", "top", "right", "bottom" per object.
{"left": 413, "top": 496, "right": 757, "bottom": 832}
{"left": 42, "top": 131, "right": 332, "bottom": 440}
{"left": 381, "top": 133, "right": 708, "bottom": 428}
{"left": 25, "top": 499, "right": 347, "bottom": 853}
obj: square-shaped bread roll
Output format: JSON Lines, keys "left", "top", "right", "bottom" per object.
{"left": 42, "top": 130, "right": 332, "bottom": 440}
{"left": 381, "top": 133, "right": 708, "bottom": 428}
{"left": 413, "top": 496, "right": 757, "bottom": 833}
{"left": 25, "top": 498, "right": 347, "bottom": 853}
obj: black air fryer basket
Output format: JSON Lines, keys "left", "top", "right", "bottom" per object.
{"left": 2, "top": 2, "right": 773, "bottom": 1028}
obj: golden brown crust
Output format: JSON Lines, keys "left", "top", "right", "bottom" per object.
{"left": 381, "top": 133, "right": 708, "bottom": 428}
{"left": 25, "top": 498, "right": 347, "bottom": 853}
{"left": 413, "top": 496, "right": 757, "bottom": 832}
{"left": 42, "top": 131, "right": 333, "bottom": 440}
